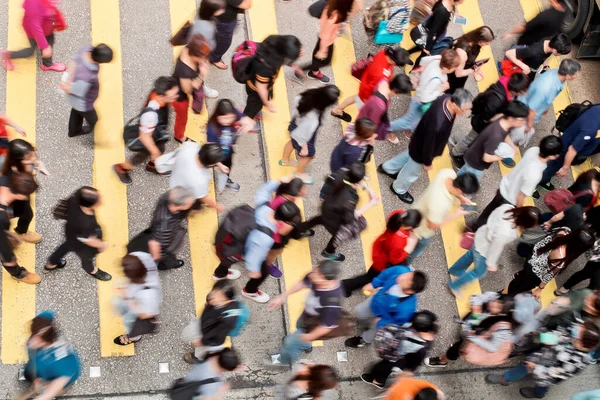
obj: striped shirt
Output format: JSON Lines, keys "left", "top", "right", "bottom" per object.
{"left": 150, "top": 193, "right": 188, "bottom": 254}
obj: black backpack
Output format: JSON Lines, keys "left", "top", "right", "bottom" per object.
{"left": 214, "top": 204, "right": 273, "bottom": 260}
{"left": 122, "top": 107, "right": 170, "bottom": 152}
{"left": 554, "top": 101, "right": 596, "bottom": 133}
{"left": 169, "top": 377, "right": 219, "bottom": 400}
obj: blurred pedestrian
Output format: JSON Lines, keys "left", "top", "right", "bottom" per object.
{"left": 209, "top": 0, "right": 252, "bottom": 70}
{"left": 503, "top": 0, "right": 567, "bottom": 45}
{"left": 278, "top": 361, "right": 338, "bottom": 399}
{"left": 445, "top": 26, "right": 494, "bottom": 93}
{"left": 384, "top": 377, "right": 445, "bottom": 400}
{"left": 329, "top": 117, "right": 377, "bottom": 173}
{"left": 0, "top": 114, "right": 26, "bottom": 170}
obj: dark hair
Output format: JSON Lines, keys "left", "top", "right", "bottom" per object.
{"left": 387, "top": 209, "right": 422, "bottom": 231}
{"left": 412, "top": 310, "right": 439, "bottom": 333}
{"left": 455, "top": 26, "right": 495, "bottom": 59}
{"left": 154, "top": 76, "right": 179, "bottom": 96}
{"left": 77, "top": 186, "right": 100, "bottom": 208}
{"left": 580, "top": 321, "right": 600, "bottom": 350}
{"left": 216, "top": 348, "right": 241, "bottom": 371}
{"left": 411, "top": 271, "right": 427, "bottom": 294}
{"left": 346, "top": 162, "right": 366, "bottom": 183}
{"left": 91, "top": 43, "right": 113, "bottom": 63}
{"left": 257, "top": 35, "right": 302, "bottom": 69}
{"left": 326, "top": 0, "right": 356, "bottom": 23}
{"left": 558, "top": 58, "right": 581, "bottom": 76}
{"left": 274, "top": 201, "right": 301, "bottom": 224}
{"left": 297, "top": 85, "right": 340, "bottom": 117}
{"left": 537, "top": 228, "right": 595, "bottom": 272}
{"left": 440, "top": 48, "right": 460, "bottom": 69}
{"left": 354, "top": 118, "right": 377, "bottom": 140}
{"left": 187, "top": 34, "right": 211, "bottom": 58}
{"left": 415, "top": 388, "right": 438, "bottom": 400}
{"left": 30, "top": 315, "right": 58, "bottom": 344}
{"left": 199, "top": 143, "right": 225, "bottom": 166}
{"left": 507, "top": 72, "right": 531, "bottom": 94}
{"left": 504, "top": 101, "right": 529, "bottom": 119}
{"left": 453, "top": 173, "right": 479, "bottom": 194}
{"left": 593, "top": 292, "right": 600, "bottom": 315}
{"left": 207, "top": 99, "right": 238, "bottom": 140}
{"left": 212, "top": 279, "right": 236, "bottom": 300}
{"left": 389, "top": 74, "right": 413, "bottom": 94}
{"left": 122, "top": 254, "right": 147, "bottom": 284}
{"left": 504, "top": 206, "right": 540, "bottom": 230}
{"left": 9, "top": 172, "right": 38, "bottom": 196}
{"left": 198, "top": 0, "right": 226, "bottom": 20}
{"left": 386, "top": 46, "right": 411, "bottom": 66}
{"left": 539, "top": 135, "right": 563, "bottom": 158}
{"left": 276, "top": 178, "right": 305, "bottom": 197}
{"left": 549, "top": 33, "right": 572, "bottom": 55}
{"left": 292, "top": 364, "right": 339, "bottom": 397}
{"left": 574, "top": 168, "right": 600, "bottom": 187}
{"left": 1, "top": 139, "right": 34, "bottom": 175}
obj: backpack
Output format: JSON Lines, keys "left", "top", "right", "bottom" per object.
{"left": 214, "top": 204, "right": 273, "bottom": 260}
{"left": 363, "top": 0, "right": 410, "bottom": 38}
{"left": 231, "top": 40, "right": 259, "bottom": 84}
{"left": 350, "top": 54, "right": 373, "bottom": 80}
{"left": 227, "top": 299, "right": 250, "bottom": 337}
{"left": 123, "top": 107, "right": 170, "bottom": 152}
{"left": 169, "top": 377, "right": 219, "bottom": 400}
{"left": 554, "top": 101, "right": 596, "bottom": 133}
{"left": 544, "top": 189, "right": 593, "bottom": 214}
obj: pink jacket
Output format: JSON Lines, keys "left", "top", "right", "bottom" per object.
{"left": 22, "top": 0, "right": 55, "bottom": 50}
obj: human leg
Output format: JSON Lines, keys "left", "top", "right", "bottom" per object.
{"left": 13, "top": 199, "right": 34, "bottom": 235}
{"left": 68, "top": 109, "right": 85, "bottom": 137}
{"left": 382, "top": 150, "right": 410, "bottom": 175}
{"left": 82, "top": 109, "right": 98, "bottom": 133}
{"left": 539, "top": 156, "right": 564, "bottom": 187}
{"left": 471, "top": 190, "right": 508, "bottom": 231}
{"left": 244, "top": 261, "right": 269, "bottom": 294}
{"left": 243, "top": 86, "right": 264, "bottom": 119}
{"left": 389, "top": 96, "right": 423, "bottom": 133}
{"left": 391, "top": 155, "right": 423, "bottom": 194}
{"left": 448, "top": 248, "right": 475, "bottom": 277}
{"left": 213, "top": 258, "right": 235, "bottom": 279}
{"left": 172, "top": 98, "right": 190, "bottom": 141}
{"left": 48, "top": 242, "right": 72, "bottom": 267}
{"left": 449, "top": 248, "right": 488, "bottom": 291}
{"left": 8, "top": 38, "right": 37, "bottom": 60}
{"left": 457, "top": 162, "right": 484, "bottom": 181}
{"left": 404, "top": 236, "right": 432, "bottom": 265}
{"left": 563, "top": 260, "right": 600, "bottom": 290}
{"left": 368, "top": 359, "right": 396, "bottom": 385}
{"left": 342, "top": 266, "right": 380, "bottom": 297}
{"left": 279, "top": 327, "right": 311, "bottom": 365}
{"left": 209, "top": 20, "right": 237, "bottom": 64}
{"left": 506, "top": 265, "right": 541, "bottom": 295}
{"left": 451, "top": 129, "right": 479, "bottom": 157}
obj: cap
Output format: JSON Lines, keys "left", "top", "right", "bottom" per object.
{"left": 390, "top": 47, "right": 414, "bottom": 66}
{"left": 318, "top": 260, "right": 340, "bottom": 280}
{"left": 36, "top": 310, "right": 56, "bottom": 322}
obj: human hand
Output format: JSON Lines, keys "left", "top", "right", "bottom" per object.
{"left": 532, "top": 287, "right": 542, "bottom": 299}
{"left": 502, "top": 32, "right": 514, "bottom": 41}
{"left": 216, "top": 203, "right": 225, "bottom": 214}
{"left": 556, "top": 166, "right": 569, "bottom": 177}
{"left": 521, "top": 65, "right": 531, "bottom": 75}
{"left": 238, "top": 116, "right": 256, "bottom": 134}
{"left": 267, "top": 294, "right": 286, "bottom": 311}
{"left": 543, "top": 221, "right": 552, "bottom": 230}
{"left": 58, "top": 81, "right": 71, "bottom": 93}
{"left": 218, "top": 163, "right": 230, "bottom": 174}
{"left": 422, "top": 49, "right": 430, "bottom": 55}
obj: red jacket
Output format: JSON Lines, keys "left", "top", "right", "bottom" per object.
{"left": 371, "top": 210, "right": 411, "bottom": 272}
{"left": 358, "top": 50, "right": 393, "bottom": 102}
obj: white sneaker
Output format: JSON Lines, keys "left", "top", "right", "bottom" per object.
{"left": 242, "top": 288, "right": 270, "bottom": 303}
{"left": 212, "top": 268, "right": 242, "bottom": 281}
{"left": 203, "top": 85, "right": 219, "bottom": 99}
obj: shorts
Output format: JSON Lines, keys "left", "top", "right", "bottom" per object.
{"left": 292, "top": 135, "right": 316, "bottom": 158}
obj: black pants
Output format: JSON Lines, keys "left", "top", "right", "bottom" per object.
{"left": 10, "top": 36, "right": 54, "bottom": 66}
{"left": 209, "top": 19, "right": 237, "bottom": 63}
{"left": 48, "top": 241, "right": 97, "bottom": 274}
{"left": 309, "top": 38, "right": 334, "bottom": 71}
{"left": 13, "top": 199, "right": 33, "bottom": 235}
{"left": 342, "top": 266, "right": 380, "bottom": 297}
{"left": 295, "top": 215, "right": 337, "bottom": 253}
{"left": 3, "top": 264, "right": 26, "bottom": 277}
{"left": 213, "top": 257, "right": 237, "bottom": 279}
{"left": 445, "top": 339, "right": 465, "bottom": 361}
{"left": 506, "top": 263, "right": 542, "bottom": 295}
{"left": 157, "top": 253, "right": 182, "bottom": 270}
{"left": 369, "top": 357, "right": 416, "bottom": 385}
{"left": 68, "top": 108, "right": 98, "bottom": 137}
{"left": 129, "top": 140, "right": 166, "bottom": 167}
{"left": 244, "top": 85, "right": 270, "bottom": 119}
{"left": 471, "top": 189, "right": 510, "bottom": 231}
{"left": 244, "top": 260, "right": 269, "bottom": 293}
{"left": 564, "top": 260, "right": 600, "bottom": 290}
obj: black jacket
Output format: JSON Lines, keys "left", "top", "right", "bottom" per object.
{"left": 470, "top": 80, "right": 508, "bottom": 133}
{"left": 200, "top": 300, "right": 240, "bottom": 346}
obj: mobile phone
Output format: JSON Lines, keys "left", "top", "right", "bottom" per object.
{"left": 473, "top": 58, "right": 491, "bottom": 68}
{"left": 453, "top": 15, "right": 468, "bottom": 26}
{"left": 540, "top": 332, "right": 559, "bottom": 345}
{"left": 461, "top": 203, "right": 478, "bottom": 212}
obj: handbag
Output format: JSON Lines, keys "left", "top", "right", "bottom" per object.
{"left": 170, "top": 21, "right": 192, "bottom": 46}
{"left": 123, "top": 107, "right": 170, "bottom": 152}
{"left": 409, "top": 23, "right": 429, "bottom": 48}
{"left": 308, "top": 0, "right": 327, "bottom": 18}
{"left": 374, "top": 21, "right": 404, "bottom": 45}
{"left": 351, "top": 55, "right": 374, "bottom": 80}
{"left": 460, "top": 322, "right": 514, "bottom": 365}
{"left": 191, "top": 87, "right": 205, "bottom": 114}
{"left": 460, "top": 231, "right": 475, "bottom": 250}
{"left": 300, "top": 310, "right": 356, "bottom": 340}
{"left": 385, "top": 6, "right": 410, "bottom": 34}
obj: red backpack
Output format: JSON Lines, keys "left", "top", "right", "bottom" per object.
{"left": 351, "top": 54, "right": 373, "bottom": 80}
{"left": 231, "top": 40, "right": 259, "bottom": 84}
{"left": 544, "top": 189, "right": 593, "bottom": 214}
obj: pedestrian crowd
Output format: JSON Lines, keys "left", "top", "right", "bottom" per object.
{"left": 3, "top": 0, "right": 600, "bottom": 399}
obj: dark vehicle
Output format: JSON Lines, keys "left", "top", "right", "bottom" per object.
{"left": 564, "top": 0, "right": 600, "bottom": 58}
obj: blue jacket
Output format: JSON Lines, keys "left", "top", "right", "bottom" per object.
{"left": 369, "top": 265, "right": 417, "bottom": 328}
{"left": 244, "top": 180, "right": 278, "bottom": 273}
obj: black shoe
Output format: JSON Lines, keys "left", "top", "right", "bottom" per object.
{"left": 90, "top": 269, "right": 112, "bottom": 281}
{"left": 112, "top": 164, "right": 132, "bottom": 185}
{"left": 360, "top": 373, "right": 385, "bottom": 389}
{"left": 321, "top": 249, "right": 345, "bottom": 262}
{"left": 345, "top": 336, "right": 369, "bottom": 348}
{"left": 538, "top": 182, "right": 555, "bottom": 192}
{"left": 519, "top": 387, "right": 545, "bottom": 399}
{"left": 377, "top": 164, "right": 398, "bottom": 179}
{"left": 391, "top": 184, "right": 414, "bottom": 204}
{"left": 307, "top": 70, "right": 331, "bottom": 83}
{"left": 450, "top": 153, "right": 465, "bottom": 169}
{"left": 44, "top": 258, "right": 67, "bottom": 272}
{"left": 532, "top": 190, "right": 540, "bottom": 199}
{"left": 424, "top": 357, "right": 448, "bottom": 368}
{"left": 300, "top": 229, "right": 315, "bottom": 238}
{"left": 302, "top": 346, "right": 313, "bottom": 354}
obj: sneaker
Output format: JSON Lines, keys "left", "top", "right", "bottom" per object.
{"left": 1, "top": 50, "right": 14, "bottom": 71}
{"left": 203, "top": 85, "right": 219, "bottom": 99}
{"left": 519, "top": 387, "right": 545, "bottom": 399}
{"left": 299, "top": 229, "right": 315, "bottom": 238}
{"left": 242, "top": 288, "right": 270, "bottom": 303}
{"left": 307, "top": 70, "right": 331, "bottom": 83}
{"left": 90, "top": 269, "right": 112, "bottom": 281}
{"left": 268, "top": 263, "right": 283, "bottom": 279}
{"left": 113, "top": 164, "right": 132, "bottom": 185}
{"left": 501, "top": 158, "right": 516, "bottom": 168}
{"left": 424, "top": 357, "right": 448, "bottom": 368}
{"left": 13, "top": 270, "right": 41, "bottom": 285}
{"left": 485, "top": 373, "right": 509, "bottom": 386}
{"left": 345, "top": 336, "right": 369, "bottom": 348}
{"left": 226, "top": 179, "right": 241, "bottom": 191}
{"left": 532, "top": 190, "right": 540, "bottom": 199}
{"left": 360, "top": 373, "right": 385, "bottom": 389}
{"left": 15, "top": 231, "right": 42, "bottom": 244}
{"left": 40, "top": 62, "right": 66, "bottom": 72}
{"left": 538, "top": 182, "right": 555, "bottom": 192}
{"left": 146, "top": 162, "right": 171, "bottom": 176}
{"left": 183, "top": 352, "right": 202, "bottom": 364}
{"left": 321, "top": 249, "right": 345, "bottom": 262}
{"left": 212, "top": 268, "right": 242, "bottom": 281}
{"left": 302, "top": 346, "right": 313, "bottom": 354}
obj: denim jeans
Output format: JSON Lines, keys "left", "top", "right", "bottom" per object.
{"left": 209, "top": 19, "right": 237, "bottom": 63}
{"left": 355, "top": 297, "right": 377, "bottom": 343}
{"left": 389, "top": 96, "right": 423, "bottom": 133}
{"left": 539, "top": 154, "right": 564, "bottom": 186}
{"left": 448, "top": 247, "right": 487, "bottom": 290}
{"left": 279, "top": 327, "right": 312, "bottom": 365}
{"left": 457, "top": 162, "right": 484, "bottom": 181}
{"left": 503, "top": 363, "right": 549, "bottom": 397}
{"left": 382, "top": 150, "right": 423, "bottom": 194}
{"left": 113, "top": 296, "right": 137, "bottom": 336}
{"left": 404, "top": 236, "right": 433, "bottom": 265}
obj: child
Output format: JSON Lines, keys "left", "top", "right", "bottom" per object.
{"left": 329, "top": 117, "right": 377, "bottom": 173}
{"left": 206, "top": 99, "right": 256, "bottom": 192}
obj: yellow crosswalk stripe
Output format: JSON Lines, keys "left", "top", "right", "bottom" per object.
{"left": 1, "top": 0, "right": 37, "bottom": 364}
{"left": 91, "top": 0, "right": 133, "bottom": 357}
{"left": 246, "top": 3, "right": 316, "bottom": 342}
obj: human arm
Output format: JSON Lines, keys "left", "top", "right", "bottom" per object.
{"left": 200, "top": 195, "right": 225, "bottom": 213}
{"left": 179, "top": 77, "right": 202, "bottom": 95}
{"left": 404, "top": 233, "right": 419, "bottom": 254}
{"left": 466, "top": 328, "right": 512, "bottom": 352}
{"left": 485, "top": 233, "right": 512, "bottom": 271}
{"left": 428, "top": 208, "right": 468, "bottom": 230}
{"left": 505, "top": 48, "right": 532, "bottom": 75}
{"left": 543, "top": 211, "right": 565, "bottom": 230}
{"left": 525, "top": 109, "right": 536, "bottom": 133}
{"left": 237, "top": 0, "right": 252, "bottom": 9}
{"left": 502, "top": 22, "right": 526, "bottom": 40}
{"left": 515, "top": 191, "right": 528, "bottom": 207}
{"left": 557, "top": 145, "right": 578, "bottom": 177}
{"left": 268, "top": 278, "right": 308, "bottom": 311}
{"left": 138, "top": 131, "right": 162, "bottom": 161}
{"left": 33, "top": 377, "right": 71, "bottom": 400}
{"left": 354, "top": 186, "right": 381, "bottom": 218}
{"left": 301, "top": 326, "right": 334, "bottom": 343}
{"left": 147, "top": 239, "right": 162, "bottom": 260}
{"left": 453, "top": 48, "right": 476, "bottom": 78}
{"left": 254, "top": 180, "right": 280, "bottom": 207}
{"left": 2, "top": 116, "right": 26, "bottom": 136}
{"left": 424, "top": 8, "right": 450, "bottom": 50}
{"left": 482, "top": 152, "right": 504, "bottom": 163}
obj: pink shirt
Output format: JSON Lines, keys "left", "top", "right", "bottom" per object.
{"left": 22, "top": 0, "right": 55, "bottom": 50}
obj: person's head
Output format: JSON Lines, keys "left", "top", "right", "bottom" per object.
{"left": 309, "top": 260, "right": 341, "bottom": 284}
{"left": 208, "top": 279, "right": 236, "bottom": 306}
{"left": 386, "top": 209, "right": 422, "bottom": 232}
{"left": 2, "top": 138, "right": 35, "bottom": 175}
{"left": 486, "top": 295, "right": 515, "bottom": 316}
{"left": 538, "top": 135, "right": 563, "bottom": 160}
{"left": 297, "top": 85, "right": 341, "bottom": 115}
{"left": 198, "top": 0, "right": 226, "bottom": 20}
{"left": 76, "top": 186, "right": 101, "bottom": 209}
{"left": 91, "top": 43, "right": 113, "bottom": 64}
{"left": 504, "top": 206, "right": 540, "bottom": 230}
{"left": 583, "top": 291, "right": 600, "bottom": 319}
{"left": 396, "top": 270, "right": 427, "bottom": 295}
{"left": 548, "top": 33, "right": 572, "bottom": 56}
{"left": 276, "top": 178, "right": 307, "bottom": 198}
{"left": 29, "top": 311, "right": 59, "bottom": 347}
{"left": 538, "top": 228, "right": 595, "bottom": 270}
{"left": 385, "top": 46, "right": 413, "bottom": 67}
{"left": 457, "top": 25, "right": 495, "bottom": 47}
{"left": 153, "top": 76, "right": 179, "bottom": 104}
{"left": 198, "top": 143, "right": 225, "bottom": 167}
{"left": 259, "top": 35, "right": 302, "bottom": 68}
{"left": 9, "top": 172, "right": 38, "bottom": 199}
{"left": 415, "top": 388, "right": 439, "bottom": 400}
{"left": 389, "top": 74, "right": 413, "bottom": 95}
{"left": 345, "top": 162, "right": 366, "bottom": 184}
{"left": 326, "top": 0, "right": 359, "bottom": 23}
{"left": 448, "top": 88, "right": 474, "bottom": 117}
{"left": 439, "top": 49, "right": 460, "bottom": 73}
{"left": 354, "top": 118, "right": 377, "bottom": 142}
{"left": 451, "top": 172, "right": 479, "bottom": 197}
{"left": 274, "top": 201, "right": 301, "bottom": 235}
{"left": 573, "top": 320, "right": 600, "bottom": 352}
{"left": 503, "top": 100, "right": 530, "bottom": 129}
{"left": 574, "top": 168, "right": 600, "bottom": 187}
{"left": 411, "top": 310, "right": 439, "bottom": 335}
{"left": 303, "top": 364, "right": 339, "bottom": 397}
{"left": 558, "top": 58, "right": 582, "bottom": 81}
{"left": 208, "top": 99, "right": 239, "bottom": 129}
{"left": 187, "top": 34, "right": 211, "bottom": 58}
{"left": 215, "top": 348, "right": 241, "bottom": 372}
{"left": 167, "top": 186, "right": 196, "bottom": 212}
{"left": 507, "top": 72, "right": 531, "bottom": 98}
{"left": 121, "top": 254, "right": 148, "bottom": 284}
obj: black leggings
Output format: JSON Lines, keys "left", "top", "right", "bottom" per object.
{"left": 48, "top": 241, "right": 97, "bottom": 274}
{"left": 564, "top": 260, "right": 600, "bottom": 290}
{"left": 13, "top": 199, "right": 33, "bottom": 235}
{"left": 445, "top": 339, "right": 464, "bottom": 361}
{"left": 506, "top": 263, "right": 542, "bottom": 296}
{"left": 309, "top": 37, "right": 334, "bottom": 71}
{"left": 342, "top": 266, "right": 380, "bottom": 297}
{"left": 244, "top": 85, "right": 271, "bottom": 119}
{"left": 10, "top": 35, "right": 54, "bottom": 66}
{"left": 68, "top": 108, "right": 98, "bottom": 137}
{"left": 244, "top": 261, "right": 269, "bottom": 294}
{"left": 369, "top": 358, "right": 416, "bottom": 385}
{"left": 295, "top": 215, "right": 337, "bottom": 253}
{"left": 213, "top": 258, "right": 237, "bottom": 279}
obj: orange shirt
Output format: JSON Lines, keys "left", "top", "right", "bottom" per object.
{"left": 385, "top": 378, "right": 440, "bottom": 400}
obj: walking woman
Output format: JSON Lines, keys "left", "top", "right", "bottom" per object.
{"left": 307, "top": 0, "right": 363, "bottom": 83}
{"left": 244, "top": 35, "right": 302, "bottom": 119}
{"left": 278, "top": 362, "right": 339, "bottom": 400}
{"left": 45, "top": 186, "right": 111, "bottom": 281}
{"left": 448, "top": 205, "right": 540, "bottom": 295}
{"left": 172, "top": 34, "right": 211, "bottom": 144}
{"left": 505, "top": 228, "right": 595, "bottom": 297}
{"left": 1, "top": 0, "right": 66, "bottom": 72}
{"left": 445, "top": 26, "right": 495, "bottom": 93}
{"left": 209, "top": 0, "right": 252, "bottom": 70}
{"left": 555, "top": 239, "right": 600, "bottom": 295}
{"left": 279, "top": 85, "right": 341, "bottom": 184}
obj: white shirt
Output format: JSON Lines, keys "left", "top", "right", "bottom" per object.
{"left": 499, "top": 147, "right": 546, "bottom": 204}
{"left": 139, "top": 100, "right": 160, "bottom": 134}
{"left": 416, "top": 57, "right": 447, "bottom": 104}
{"left": 125, "top": 252, "right": 162, "bottom": 316}
{"left": 474, "top": 204, "right": 519, "bottom": 268}
{"left": 290, "top": 96, "right": 320, "bottom": 146}
{"left": 169, "top": 141, "right": 211, "bottom": 200}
